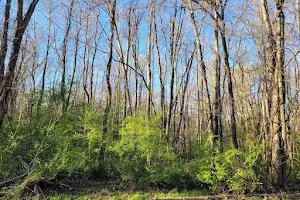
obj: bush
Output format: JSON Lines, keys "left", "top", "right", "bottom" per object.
{"left": 111, "top": 114, "right": 201, "bottom": 189}
{"left": 0, "top": 105, "right": 104, "bottom": 186}
{"left": 196, "top": 139, "right": 263, "bottom": 194}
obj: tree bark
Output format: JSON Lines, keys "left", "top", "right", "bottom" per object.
{"left": 270, "top": 0, "right": 286, "bottom": 187}
{"left": 61, "top": 0, "right": 75, "bottom": 110}
{"left": 213, "top": 7, "right": 223, "bottom": 150}
{"left": 296, "top": 0, "right": 300, "bottom": 37}
{"left": 146, "top": 0, "right": 155, "bottom": 117}
{"left": 100, "top": 0, "right": 116, "bottom": 167}
{"left": 0, "top": 0, "right": 39, "bottom": 127}
{"left": 0, "top": 0, "right": 12, "bottom": 84}
{"left": 219, "top": 7, "right": 238, "bottom": 149}
{"left": 187, "top": 0, "right": 214, "bottom": 139}
{"left": 37, "top": 0, "right": 52, "bottom": 112}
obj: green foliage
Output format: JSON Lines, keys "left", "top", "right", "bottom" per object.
{"left": 2, "top": 92, "right": 297, "bottom": 197}
{"left": 196, "top": 139, "right": 263, "bottom": 194}
{"left": 111, "top": 114, "right": 201, "bottom": 189}
{"left": 111, "top": 114, "right": 163, "bottom": 183}
{"left": 0, "top": 105, "right": 103, "bottom": 183}
{"left": 47, "top": 189, "right": 209, "bottom": 200}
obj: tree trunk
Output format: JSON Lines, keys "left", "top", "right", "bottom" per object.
{"left": 187, "top": 0, "right": 214, "bottom": 138}
{"left": 213, "top": 8, "right": 223, "bottom": 150}
{"left": 219, "top": 9, "right": 238, "bottom": 149}
{"left": 146, "top": 0, "right": 155, "bottom": 117}
{"left": 61, "top": 0, "right": 75, "bottom": 110}
{"left": 0, "top": 0, "right": 12, "bottom": 84}
{"left": 0, "top": 0, "right": 39, "bottom": 127}
{"left": 66, "top": 29, "right": 80, "bottom": 110}
{"left": 270, "top": 0, "right": 286, "bottom": 187}
{"left": 296, "top": 0, "right": 300, "bottom": 37}
{"left": 37, "top": 0, "right": 52, "bottom": 112}
{"left": 100, "top": 0, "right": 116, "bottom": 167}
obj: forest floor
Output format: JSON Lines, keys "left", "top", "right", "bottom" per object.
{"left": 3, "top": 174, "right": 300, "bottom": 199}
{"left": 47, "top": 187, "right": 300, "bottom": 200}
{"left": 44, "top": 180, "right": 300, "bottom": 200}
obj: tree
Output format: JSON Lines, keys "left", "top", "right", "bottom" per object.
{"left": 146, "top": 0, "right": 155, "bottom": 117}
{"left": 100, "top": 0, "right": 116, "bottom": 167}
{"left": 187, "top": 0, "right": 214, "bottom": 140}
{"left": 0, "top": 0, "right": 40, "bottom": 127}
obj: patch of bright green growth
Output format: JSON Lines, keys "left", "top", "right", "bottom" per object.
{"left": 196, "top": 139, "right": 264, "bottom": 194}
{"left": 110, "top": 113, "right": 202, "bottom": 189}
{"left": 48, "top": 189, "right": 209, "bottom": 200}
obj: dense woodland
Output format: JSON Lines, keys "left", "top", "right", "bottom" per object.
{"left": 0, "top": 0, "right": 300, "bottom": 198}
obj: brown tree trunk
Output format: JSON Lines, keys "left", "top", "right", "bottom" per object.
{"left": 37, "top": 0, "right": 52, "bottom": 112}
{"left": 296, "top": 0, "right": 300, "bottom": 37}
{"left": 213, "top": 8, "right": 223, "bottom": 150}
{"left": 165, "top": 1, "right": 179, "bottom": 141}
{"left": 146, "top": 0, "right": 155, "bottom": 117}
{"left": 219, "top": 7, "right": 238, "bottom": 149}
{"left": 100, "top": 0, "right": 116, "bottom": 167}
{"left": 0, "top": 0, "right": 39, "bottom": 127}
{"left": 61, "top": 0, "right": 75, "bottom": 110}
{"left": 66, "top": 28, "right": 80, "bottom": 110}
{"left": 176, "top": 45, "right": 195, "bottom": 148}
{"left": 187, "top": 0, "right": 214, "bottom": 138}
{"left": 0, "top": 0, "right": 12, "bottom": 84}
{"left": 270, "top": 0, "right": 286, "bottom": 187}
{"left": 124, "top": 4, "right": 133, "bottom": 115}
{"left": 154, "top": 16, "right": 166, "bottom": 129}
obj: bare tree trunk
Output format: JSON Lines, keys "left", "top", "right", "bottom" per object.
{"left": 132, "top": 41, "right": 139, "bottom": 112}
{"left": 0, "top": 0, "right": 39, "bottom": 127}
{"left": 66, "top": 27, "right": 80, "bottom": 110}
{"left": 100, "top": 0, "right": 116, "bottom": 167}
{"left": 29, "top": 24, "right": 38, "bottom": 117}
{"left": 213, "top": 8, "right": 223, "bottom": 150}
{"left": 176, "top": 45, "right": 195, "bottom": 148}
{"left": 90, "top": 24, "right": 100, "bottom": 103}
{"left": 61, "top": 0, "right": 75, "bottom": 110}
{"left": 187, "top": 0, "right": 214, "bottom": 137}
{"left": 0, "top": 0, "right": 12, "bottom": 84}
{"left": 146, "top": 0, "right": 155, "bottom": 117}
{"left": 37, "top": 0, "right": 52, "bottom": 112}
{"left": 219, "top": 7, "right": 238, "bottom": 149}
{"left": 166, "top": 1, "right": 182, "bottom": 142}
{"left": 82, "top": 17, "right": 90, "bottom": 104}
{"left": 131, "top": 6, "right": 140, "bottom": 113}
{"left": 270, "top": 0, "right": 286, "bottom": 187}
{"left": 124, "top": 4, "right": 133, "bottom": 116}
{"left": 154, "top": 16, "right": 166, "bottom": 128}
{"left": 196, "top": 65, "right": 201, "bottom": 141}
{"left": 261, "top": 0, "right": 274, "bottom": 165}
{"left": 296, "top": 0, "right": 300, "bottom": 37}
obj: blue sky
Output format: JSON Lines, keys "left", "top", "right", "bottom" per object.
{"left": 0, "top": 0, "right": 299, "bottom": 102}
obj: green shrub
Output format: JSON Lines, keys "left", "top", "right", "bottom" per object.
{"left": 0, "top": 105, "right": 104, "bottom": 184}
{"left": 111, "top": 114, "right": 201, "bottom": 189}
{"left": 196, "top": 139, "right": 263, "bottom": 194}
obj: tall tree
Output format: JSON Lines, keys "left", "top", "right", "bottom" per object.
{"left": 0, "top": 0, "right": 12, "bottom": 84}
{"left": 60, "top": 0, "right": 75, "bottom": 110}
{"left": 0, "top": 0, "right": 40, "bottom": 127}
{"left": 218, "top": 0, "right": 239, "bottom": 149}
{"left": 297, "top": 0, "right": 300, "bottom": 36}
{"left": 187, "top": 0, "right": 214, "bottom": 140}
{"left": 146, "top": 0, "right": 155, "bottom": 117}
{"left": 270, "top": 0, "right": 286, "bottom": 186}
{"left": 37, "top": 0, "right": 53, "bottom": 112}
{"left": 213, "top": 6, "right": 223, "bottom": 150}
{"left": 100, "top": 0, "right": 116, "bottom": 167}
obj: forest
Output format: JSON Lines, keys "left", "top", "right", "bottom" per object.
{"left": 0, "top": 0, "right": 300, "bottom": 199}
